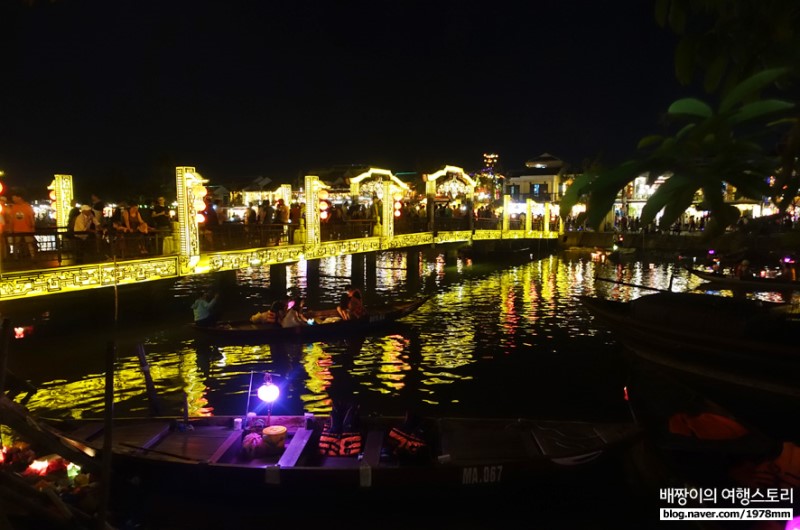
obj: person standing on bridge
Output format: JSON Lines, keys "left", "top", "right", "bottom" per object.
{"left": 200, "top": 195, "right": 219, "bottom": 250}
{"left": 274, "top": 199, "right": 289, "bottom": 245}
{"left": 8, "top": 188, "right": 37, "bottom": 260}
{"left": 73, "top": 205, "right": 99, "bottom": 264}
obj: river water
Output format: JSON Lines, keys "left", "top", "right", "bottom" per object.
{"left": 4, "top": 248, "right": 797, "bottom": 529}
{"left": 8, "top": 249, "right": 709, "bottom": 421}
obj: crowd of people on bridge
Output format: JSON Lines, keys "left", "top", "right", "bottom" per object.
{"left": 0, "top": 188, "right": 178, "bottom": 265}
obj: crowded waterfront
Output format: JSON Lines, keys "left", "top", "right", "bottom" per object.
{"left": 3, "top": 247, "right": 798, "bottom": 528}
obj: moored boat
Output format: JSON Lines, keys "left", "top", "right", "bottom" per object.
{"left": 36, "top": 410, "right": 641, "bottom": 499}
{"left": 688, "top": 267, "right": 800, "bottom": 292}
{"left": 580, "top": 292, "right": 800, "bottom": 405}
{"left": 621, "top": 362, "right": 800, "bottom": 513}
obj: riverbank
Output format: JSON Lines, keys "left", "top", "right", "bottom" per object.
{"left": 558, "top": 230, "right": 800, "bottom": 256}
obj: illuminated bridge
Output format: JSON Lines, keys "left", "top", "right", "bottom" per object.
{"left": 0, "top": 167, "right": 562, "bottom": 302}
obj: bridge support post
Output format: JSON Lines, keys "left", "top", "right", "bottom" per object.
{"left": 306, "top": 258, "right": 321, "bottom": 301}
{"left": 269, "top": 263, "right": 287, "bottom": 300}
{"left": 351, "top": 253, "right": 365, "bottom": 288}
{"left": 405, "top": 249, "right": 420, "bottom": 294}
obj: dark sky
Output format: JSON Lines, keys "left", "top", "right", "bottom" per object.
{"left": 0, "top": 0, "right": 682, "bottom": 200}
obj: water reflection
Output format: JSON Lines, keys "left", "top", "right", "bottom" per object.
{"left": 12, "top": 250, "right": 799, "bottom": 426}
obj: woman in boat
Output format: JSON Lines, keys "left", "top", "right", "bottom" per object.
{"left": 336, "top": 285, "right": 366, "bottom": 320}
{"left": 336, "top": 285, "right": 353, "bottom": 320}
{"left": 281, "top": 297, "right": 309, "bottom": 327}
{"left": 347, "top": 286, "right": 366, "bottom": 319}
{"left": 250, "top": 299, "right": 285, "bottom": 326}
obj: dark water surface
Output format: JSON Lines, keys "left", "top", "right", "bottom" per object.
{"left": 4, "top": 249, "right": 797, "bottom": 529}
{"left": 8, "top": 250, "right": 705, "bottom": 421}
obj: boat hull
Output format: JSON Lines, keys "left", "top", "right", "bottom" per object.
{"left": 581, "top": 293, "right": 800, "bottom": 404}
{"left": 196, "top": 296, "right": 430, "bottom": 344}
{"left": 43, "top": 413, "right": 641, "bottom": 497}
{"left": 688, "top": 268, "right": 800, "bottom": 292}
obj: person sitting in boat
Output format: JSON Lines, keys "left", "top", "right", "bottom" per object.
{"left": 250, "top": 299, "right": 285, "bottom": 326}
{"left": 734, "top": 259, "right": 754, "bottom": 279}
{"left": 347, "top": 287, "right": 366, "bottom": 319}
{"left": 281, "top": 297, "right": 309, "bottom": 327}
{"left": 337, "top": 285, "right": 366, "bottom": 320}
{"left": 192, "top": 289, "right": 220, "bottom": 327}
{"left": 336, "top": 286, "right": 352, "bottom": 320}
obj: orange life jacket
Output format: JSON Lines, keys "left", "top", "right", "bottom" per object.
{"left": 388, "top": 427, "right": 427, "bottom": 455}
{"left": 318, "top": 428, "right": 362, "bottom": 456}
{"left": 668, "top": 412, "right": 749, "bottom": 440}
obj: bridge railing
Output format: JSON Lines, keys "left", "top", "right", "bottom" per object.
{"left": 321, "top": 219, "right": 376, "bottom": 242}
{"left": 0, "top": 227, "right": 176, "bottom": 271}
{"left": 474, "top": 218, "right": 501, "bottom": 231}
{"left": 0, "top": 213, "right": 554, "bottom": 273}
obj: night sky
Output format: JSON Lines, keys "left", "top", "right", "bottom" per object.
{"left": 0, "top": 0, "right": 682, "bottom": 200}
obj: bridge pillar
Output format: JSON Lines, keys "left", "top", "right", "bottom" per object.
{"left": 444, "top": 248, "right": 460, "bottom": 267}
{"left": 405, "top": 249, "right": 420, "bottom": 294}
{"left": 502, "top": 195, "right": 511, "bottom": 232}
{"left": 351, "top": 253, "right": 365, "bottom": 288}
{"left": 306, "top": 258, "right": 321, "bottom": 301}
{"left": 269, "top": 263, "right": 287, "bottom": 300}
{"left": 365, "top": 251, "right": 377, "bottom": 296}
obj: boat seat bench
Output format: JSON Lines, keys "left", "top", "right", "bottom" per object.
{"left": 208, "top": 430, "right": 243, "bottom": 464}
{"left": 276, "top": 427, "right": 313, "bottom": 467}
{"left": 362, "top": 429, "right": 383, "bottom": 467}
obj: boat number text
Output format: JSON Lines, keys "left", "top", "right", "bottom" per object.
{"left": 462, "top": 465, "right": 503, "bottom": 485}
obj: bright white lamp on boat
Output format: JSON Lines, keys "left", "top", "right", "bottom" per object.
{"left": 257, "top": 376, "right": 280, "bottom": 404}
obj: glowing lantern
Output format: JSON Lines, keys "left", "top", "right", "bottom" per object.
{"left": 49, "top": 190, "right": 56, "bottom": 201}
{"left": 195, "top": 213, "right": 206, "bottom": 223}
{"left": 393, "top": 195, "right": 403, "bottom": 218}
{"left": 318, "top": 189, "right": 329, "bottom": 201}
{"left": 257, "top": 381, "right": 280, "bottom": 403}
{"left": 319, "top": 200, "right": 329, "bottom": 220}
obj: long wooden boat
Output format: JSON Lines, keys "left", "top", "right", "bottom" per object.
{"left": 195, "top": 295, "right": 431, "bottom": 343}
{"left": 580, "top": 292, "right": 800, "bottom": 404}
{"left": 37, "top": 411, "right": 641, "bottom": 499}
{"left": 622, "top": 363, "right": 796, "bottom": 496}
{"left": 688, "top": 267, "right": 800, "bottom": 291}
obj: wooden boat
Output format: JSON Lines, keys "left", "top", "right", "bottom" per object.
{"left": 195, "top": 295, "right": 430, "bottom": 343}
{"left": 622, "top": 363, "right": 797, "bottom": 497}
{"left": 36, "top": 410, "right": 641, "bottom": 499}
{"left": 580, "top": 292, "right": 800, "bottom": 405}
{"left": 688, "top": 267, "right": 800, "bottom": 292}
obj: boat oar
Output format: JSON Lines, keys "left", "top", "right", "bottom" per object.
{"left": 595, "top": 277, "right": 673, "bottom": 293}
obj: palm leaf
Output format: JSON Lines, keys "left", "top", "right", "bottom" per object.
{"left": 661, "top": 188, "right": 698, "bottom": 228}
{"left": 584, "top": 190, "right": 619, "bottom": 230}
{"left": 668, "top": 98, "right": 713, "bottom": 119}
{"left": 637, "top": 134, "right": 665, "bottom": 149}
{"left": 719, "top": 67, "right": 790, "bottom": 113}
{"left": 638, "top": 174, "right": 695, "bottom": 226}
{"left": 559, "top": 173, "right": 596, "bottom": 218}
{"left": 728, "top": 99, "right": 795, "bottom": 126}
